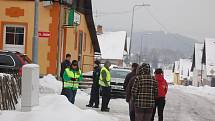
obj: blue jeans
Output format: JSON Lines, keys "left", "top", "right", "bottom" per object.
{"left": 62, "top": 89, "right": 77, "bottom": 104}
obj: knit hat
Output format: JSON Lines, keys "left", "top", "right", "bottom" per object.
{"left": 71, "top": 60, "right": 78, "bottom": 66}
{"left": 154, "top": 68, "right": 163, "bottom": 74}
{"left": 95, "top": 60, "right": 101, "bottom": 65}
{"left": 137, "top": 63, "right": 151, "bottom": 75}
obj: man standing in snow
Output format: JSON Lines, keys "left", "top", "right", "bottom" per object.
{"left": 60, "top": 54, "right": 71, "bottom": 95}
{"left": 60, "top": 54, "right": 71, "bottom": 79}
{"left": 151, "top": 68, "right": 168, "bottom": 121}
{"left": 124, "top": 63, "right": 139, "bottom": 121}
{"left": 124, "top": 63, "right": 139, "bottom": 89}
{"left": 99, "top": 61, "right": 111, "bottom": 112}
{"left": 131, "top": 63, "right": 158, "bottom": 121}
{"left": 86, "top": 60, "right": 101, "bottom": 108}
{"left": 63, "top": 60, "right": 83, "bottom": 104}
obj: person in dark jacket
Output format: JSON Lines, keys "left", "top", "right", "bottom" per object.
{"left": 123, "top": 63, "right": 139, "bottom": 89}
{"left": 125, "top": 63, "right": 139, "bottom": 121}
{"left": 60, "top": 54, "right": 71, "bottom": 95}
{"left": 60, "top": 54, "right": 71, "bottom": 79}
{"left": 86, "top": 60, "right": 101, "bottom": 108}
{"left": 131, "top": 63, "right": 158, "bottom": 121}
{"left": 151, "top": 68, "right": 168, "bottom": 121}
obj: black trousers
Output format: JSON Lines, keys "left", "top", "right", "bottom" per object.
{"left": 129, "top": 99, "right": 135, "bottom": 121}
{"left": 101, "top": 86, "right": 111, "bottom": 109}
{"left": 151, "top": 97, "right": 166, "bottom": 121}
{"left": 89, "top": 85, "right": 100, "bottom": 106}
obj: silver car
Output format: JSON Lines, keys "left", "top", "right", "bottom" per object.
{"left": 110, "top": 68, "right": 131, "bottom": 98}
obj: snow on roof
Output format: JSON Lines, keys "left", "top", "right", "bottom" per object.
{"left": 205, "top": 38, "right": 215, "bottom": 75}
{"left": 194, "top": 43, "right": 204, "bottom": 70}
{"left": 97, "top": 31, "right": 127, "bottom": 60}
{"left": 179, "top": 59, "right": 192, "bottom": 80}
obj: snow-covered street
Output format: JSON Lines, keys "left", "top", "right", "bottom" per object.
{"left": 76, "top": 86, "right": 215, "bottom": 121}
{"left": 164, "top": 86, "right": 215, "bottom": 121}
{"left": 1, "top": 74, "right": 215, "bottom": 121}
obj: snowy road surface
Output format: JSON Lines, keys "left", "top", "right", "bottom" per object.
{"left": 76, "top": 86, "right": 215, "bottom": 121}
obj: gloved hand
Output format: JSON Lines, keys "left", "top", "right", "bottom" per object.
{"left": 71, "top": 78, "right": 77, "bottom": 81}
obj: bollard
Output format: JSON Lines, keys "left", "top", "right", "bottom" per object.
{"left": 21, "top": 64, "right": 39, "bottom": 112}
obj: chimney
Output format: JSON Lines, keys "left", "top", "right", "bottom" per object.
{"left": 97, "top": 25, "right": 103, "bottom": 35}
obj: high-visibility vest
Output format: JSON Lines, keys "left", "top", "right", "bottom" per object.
{"left": 64, "top": 68, "right": 82, "bottom": 89}
{"left": 99, "top": 67, "right": 111, "bottom": 87}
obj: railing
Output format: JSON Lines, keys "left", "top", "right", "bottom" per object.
{"left": 0, "top": 72, "right": 21, "bottom": 110}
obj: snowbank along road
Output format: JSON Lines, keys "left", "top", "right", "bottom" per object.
{"left": 76, "top": 86, "right": 215, "bottom": 121}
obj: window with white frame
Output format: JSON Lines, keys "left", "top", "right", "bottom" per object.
{"left": 5, "top": 26, "right": 25, "bottom": 45}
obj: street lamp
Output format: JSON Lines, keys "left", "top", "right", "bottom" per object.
{"left": 129, "top": 3, "right": 150, "bottom": 59}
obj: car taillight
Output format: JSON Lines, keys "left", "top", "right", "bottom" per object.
{"left": 19, "top": 68, "right": 22, "bottom": 76}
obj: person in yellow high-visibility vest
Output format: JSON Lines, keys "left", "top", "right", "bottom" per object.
{"left": 99, "top": 61, "right": 111, "bottom": 112}
{"left": 62, "top": 60, "right": 83, "bottom": 104}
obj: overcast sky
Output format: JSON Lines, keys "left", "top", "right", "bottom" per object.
{"left": 92, "top": 0, "right": 215, "bottom": 41}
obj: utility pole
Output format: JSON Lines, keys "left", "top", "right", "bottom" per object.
{"left": 57, "top": 3, "right": 63, "bottom": 79}
{"left": 32, "top": 0, "right": 39, "bottom": 64}
{"left": 129, "top": 3, "right": 150, "bottom": 62}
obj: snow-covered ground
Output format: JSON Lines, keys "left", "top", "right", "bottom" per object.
{"left": 77, "top": 85, "right": 215, "bottom": 121}
{"left": 164, "top": 86, "right": 215, "bottom": 121}
{"left": 0, "top": 75, "right": 118, "bottom": 121}
{"left": 1, "top": 74, "right": 215, "bottom": 121}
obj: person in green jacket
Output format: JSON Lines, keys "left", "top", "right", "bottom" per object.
{"left": 62, "top": 60, "right": 83, "bottom": 104}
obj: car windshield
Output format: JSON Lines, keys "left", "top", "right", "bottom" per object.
{"left": 110, "top": 69, "right": 130, "bottom": 79}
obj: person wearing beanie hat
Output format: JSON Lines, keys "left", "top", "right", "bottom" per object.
{"left": 86, "top": 60, "right": 101, "bottom": 108}
{"left": 62, "top": 60, "right": 83, "bottom": 104}
{"left": 131, "top": 63, "right": 158, "bottom": 121}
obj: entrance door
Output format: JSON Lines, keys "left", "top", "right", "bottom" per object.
{"left": 3, "top": 25, "right": 25, "bottom": 53}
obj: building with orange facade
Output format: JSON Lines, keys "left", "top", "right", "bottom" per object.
{"left": 0, "top": 0, "right": 100, "bottom": 75}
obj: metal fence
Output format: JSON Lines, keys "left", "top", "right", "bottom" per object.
{"left": 0, "top": 72, "right": 21, "bottom": 110}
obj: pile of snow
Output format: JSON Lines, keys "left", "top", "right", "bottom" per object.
{"left": 0, "top": 74, "right": 119, "bottom": 121}
{"left": 0, "top": 95, "right": 118, "bottom": 121}
{"left": 39, "top": 74, "right": 62, "bottom": 95}
{"left": 173, "top": 85, "right": 215, "bottom": 102}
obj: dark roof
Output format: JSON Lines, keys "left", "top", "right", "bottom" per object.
{"left": 191, "top": 45, "right": 195, "bottom": 72}
{"left": 76, "top": 0, "right": 101, "bottom": 53}
{"left": 202, "top": 41, "right": 206, "bottom": 64}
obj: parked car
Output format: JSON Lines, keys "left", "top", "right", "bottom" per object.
{"left": 110, "top": 68, "right": 131, "bottom": 98}
{"left": 0, "top": 50, "right": 32, "bottom": 76}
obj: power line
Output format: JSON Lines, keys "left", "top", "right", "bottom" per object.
{"left": 144, "top": 8, "right": 183, "bottom": 43}
{"left": 144, "top": 8, "right": 169, "bottom": 33}
{"left": 93, "top": 8, "right": 142, "bottom": 17}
